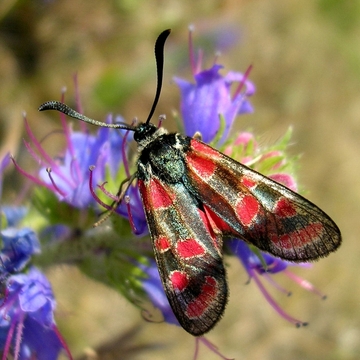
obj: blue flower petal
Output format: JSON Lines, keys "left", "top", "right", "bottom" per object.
{"left": 228, "top": 239, "right": 288, "bottom": 274}
{"left": 141, "top": 261, "right": 179, "bottom": 326}
{"left": 2, "top": 206, "right": 28, "bottom": 227}
{"left": 1, "top": 228, "right": 41, "bottom": 274}
{"left": 175, "top": 65, "right": 255, "bottom": 144}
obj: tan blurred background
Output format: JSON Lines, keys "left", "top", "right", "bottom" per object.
{"left": 1, "top": 1, "right": 359, "bottom": 359}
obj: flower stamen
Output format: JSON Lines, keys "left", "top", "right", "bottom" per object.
{"left": 46, "top": 168, "right": 67, "bottom": 197}
{"left": 97, "top": 182, "right": 118, "bottom": 202}
{"left": 283, "top": 269, "right": 327, "bottom": 299}
{"left": 188, "top": 25, "right": 196, "bottom": 76}
{"left": 14, "top": 311, "right": 25, "bottom": 360}
{"left": 2, "top": 312, "right": 16, "bottom": 360}
{"left": 52, "top": 324, "right": 74, "bottom": 360}
{"left": 232, "top": 64, "right": 253, "bottom": 101}
{"left": 194, "top": 337, "right": 233, "bottom": 360}
{"left": 125, "top": 195, "right": 138, "bottom": 234}
{"left": 88, "top": 166, "right": 113, "bottom": 211}
{"left": 157, "top": 114, "right": 166, "bottom": 129}
{"left": 24, "top": 115, "right": 60, "bottom": 172}
{"left": 11, "top": 157, "right": 54, "bottom": 191}
{"left": 251, "top": 270, "right": 308, "bottom": 327}
{"left": 262, "top": 272, "right": 292, "bottom": 296}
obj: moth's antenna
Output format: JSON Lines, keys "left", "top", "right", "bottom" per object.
{"left": 145, "top": 29, "right": 171, "bottom": 125}
{"left": 39, "top": 30, "right": 171, "bottom": 129}
{"left": 38, "top": 101, "right": 134, "bottom": 130}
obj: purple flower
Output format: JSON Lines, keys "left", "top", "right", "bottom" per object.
{"left": 1, "top": 154, "right": 40, "bottom": 276}
{"left": 15, "top": 109, "right": 149, "bottom": 235}
{"left": 174, "top": 30, "right": 255, "bottom": 144}
{"left": 38, "top": 115, "right": 128, "bottom": 208}
{"left": 140, "top": 260, "right": 179, "bottom": 326}
{"left": 89, "top": 172, "right": 147, "bottom": 237}
{"left": 118, "top": 184, "right": 147, "bottom": 235}
{"left": 0, "top": 228, "right": 41, "bottom": 274}
{"left": 14, "top": 113, "right": 128, "bottom": 210}
{"left": 228, "top": 239, "right": 325, "bottom": 327}
{"left": 1, "top": 154, "right": 71, "bottom": 358}
{"left": 2, "top": 206, "right": 28, "bottom": 227}
{"left": 231, "top": 240, "right": 288, "bottom": 275}
{"left": 0, "top": 267, "right": 71, "bottom": 360}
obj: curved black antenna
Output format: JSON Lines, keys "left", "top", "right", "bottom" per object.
{"left": 145, "top": 29, "right": 171, "bottom": 125}
{"left": 39, "top": 30, "right": 171, "bottom": 129}
{"left": 38, "top": 101, "right": 135, "bottom": 130}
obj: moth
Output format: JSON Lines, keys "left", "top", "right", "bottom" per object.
{"left": 38, "top": 29, "right": 341, "bottom": 336}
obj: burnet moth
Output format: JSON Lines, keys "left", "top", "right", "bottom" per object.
{"left": 38, "top": 29, "right": 341, "bottom": 336}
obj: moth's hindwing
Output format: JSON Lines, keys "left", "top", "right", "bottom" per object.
{"left": 138, "top": 175, "right": 228, "bottom": 336}
{"left": 183, "top": 138, "right": 341, "bottom": 262}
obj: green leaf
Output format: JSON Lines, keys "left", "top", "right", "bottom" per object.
{"left": 31, "top": 187, "right": 97, "bottom": 230}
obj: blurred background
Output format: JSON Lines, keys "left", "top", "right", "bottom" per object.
{"left": 0, "top": 0, "right": 359, "bottom": 359}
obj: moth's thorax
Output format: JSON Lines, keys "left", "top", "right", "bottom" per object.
{"left": 137, "top": 132, "right": 190, "bottom": 183}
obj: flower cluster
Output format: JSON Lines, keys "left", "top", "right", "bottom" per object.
{"left": 2, "top": 29, "right": 327, "bottom": 359}
{"left": 0, "top": 154, "right": 72, "bottom": 360}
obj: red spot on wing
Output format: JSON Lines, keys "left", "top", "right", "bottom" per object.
{"left": 186, "top": 152, "right": 217, "bottom": 179}
{"left": 190, "top": 139, "right": 221, "bottom": 159}
{"left": 155, "top": 236, "right": 171, "bottom": 252}
{"left": 203, "top": 205, "right": 233, "bottom": 234}
{"left": 272, "top": 223, "right": 324, "bottom": 249}
{"left": 236, "top": 194, "right": 259, "bottom": 226}
{"left": 198, "top": 207, "right": 214, "bottom": 236}
{"left": 149, "top": 178, "right": 173, "bottom": 209}
{"left": 137, "top": 179, "right": 148, "bottom": 208}
{"left": 197, "top": 208, "right": 217, "bottom": 238}
{"left": 170, "top": 271, "right": 189, "bottom": 292}
{"left": 241, "top": 176, "right": 257, "bottom": 188}
{"left": 274, "top": 197, "right": 297, "bottom": 218}
{"left": 186, "top": 276, "right": 218, "bottom": 318}
{"left": 176, "top": 239, "right": 205, "bottom": 258}
{"left": 186, "top": 140, "right": 222, "bottom": 179}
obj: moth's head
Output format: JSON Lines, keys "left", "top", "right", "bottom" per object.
{"left": 133, "top": 123, "right": 158, "bottom": 143}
